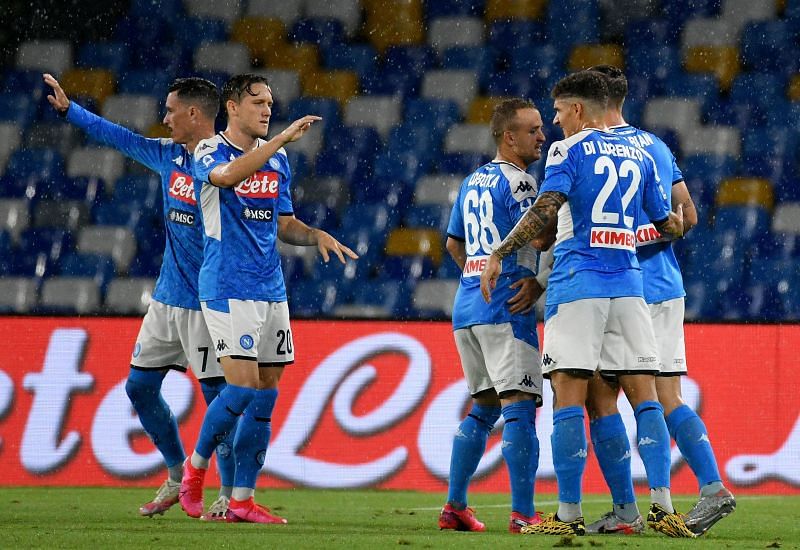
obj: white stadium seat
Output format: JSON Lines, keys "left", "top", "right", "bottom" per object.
{"left": 105, "top": 277, "right": 155, "bottom": 314}
{"left": 0, "top": 199, "right": 30, "bottom": 241}
{"left": 681, "top": 17, "right": 739, "bottom": 49}
{"left": 0, "top": 277, "right": 38, "bottom": 313}
{"left": 305, "top": 0, "right": 363, "bottom": 36}
{"left": 16, "top": 40, "right": 73, "bottom": 75}
{"left": 183, "top": 0, "right": 242, "bottom": 24}
{"left": 77, "top": 226, "right": 138, "bottom": 273}
{"left": 246, "top": 0, "right": 303, "bottom": 26}
{"left": 259, "top": 69, "right": 301, "bottom": 104}
{"left": 772, "top": 203, "right": 800, "bottom": 234}
{"left": 0, "top": 122, "right": 22, "bottom": 175}
{"left": 444, "top": 123, "right": 493, "bottom": 155}
{"left": 40, "top": 277, "right": 101, "bottom": 314}
{"left": 194, "top": 41, "right": 251, "bottom": 75}
{"left": 344, "top": 96, "right": 402, "bottom": 139}
{"left": 680, "top": 126, "right": 741, "bottom": 157}
{"left": 421, "top": 70, "right": 478, "bottom": 114}
{"left": 428, "top": 17, "right": 485, "bottom": 54}
{"left": 413, "top": 175, "right": 463, "bottom": 206}
{"left": 67, "top": 147, "right": 125, "bottom": 187}
{"left": 642, "top": 97, "right": 702, "bottom": 138}
{"left": 102, "top": 94, "right": 159, "bottom": 133}
{"left": 412, "top": 279, "right": 458, "bottom": 317}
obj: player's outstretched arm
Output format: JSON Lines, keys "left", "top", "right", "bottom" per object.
{"left": 207, "top": 115, "right": 321, "bottom": 188}
{"left": 480, "top": 191, "right": 566, "bottom": 303}
{"left": 277, "top": 215, "right": 358, "bottom": 264}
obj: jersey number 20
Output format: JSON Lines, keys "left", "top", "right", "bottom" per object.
{"left": 463, "top": 189, "right": 502, "bottom": 255}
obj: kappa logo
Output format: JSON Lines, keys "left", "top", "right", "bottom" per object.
{"left": 501, "top": 440, "right": 513, "bottom": 449}
{"left": 552, "top": 147, "right": 563, "bottom": 157}
{"left": 514, "top": 180, "right": 535, "bottom": 193}
{"left": 638, "top": 437, "right": 658, "bottom": 446}
{"left": 698, "top": 433, "right": 711, "bottom": 443}
{"left": 571, "top": 448, "right": 588, "bottom": 458}
{"left": 542, "top": 354, "right": 556, "bottom": 367}
{"left": 519, "top": 374, "right": 535, "bottom": 388}
{"left": 216, "top": 339, "right": 229, "bottom": 352}
{"left": 619, "top": 450, "right": 631, "bottom": 461}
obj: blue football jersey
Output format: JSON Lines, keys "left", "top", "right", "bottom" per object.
{"left": 192, "top": 133, "right": 293, "bottom": 302}
{"left": 66, "top": 102, "right": 203, "bottom": 310}
{"left": 540, "top": 129, "right": 670, "bottom": 310}
{"left": 447, "top": 160, "right": 540, "bottom": 347}
{"left": 612, "top": 125, "right": 686, "bottom": 304}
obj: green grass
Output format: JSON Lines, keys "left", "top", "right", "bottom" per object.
{"left": 3, "top": 488, "right": 798, "bottom": 549}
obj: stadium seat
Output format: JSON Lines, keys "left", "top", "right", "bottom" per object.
{"left": 427, "top": 16, "right": 485, "bottom": 55}
{"left": 117, "top": 69, "right": 175, "bottom": 97}
{"left": 261, "top": 69, "right": 300, "bottom": 105}
{"left": 421, "top": 70, "right": 478, "bottom": 114}
{"left": 0, "top": 199, "right": 29, "bottom": 241}
{"left": 183, "top": 0, "right": 242, "bottom": 24}
{"left": 17, "top": 227, "right": 74, "bottom": 263}
{"left": 104, "top": 277, "right": 155, "bottom": 314}
{"left": 740, "top": 20, "right": 796, "bottom": 74}
{"left": 467, "top": 97, "right": 506, "bottom": 124}
{"left": 662, "top": 73, "right": 720, "bottom": 104}
{"left": 0, "top": 93, "right": 37, "bottom": 130}
{"left": 303, "top": 70, "right": 359, "bottom": 107}
{"left": 15, "top": 40, "right": 73, "bottom": 75}
{"left": 293, "top": 177, "right": 349, "bottom": 215}
{"left": 246, "top": 0, "right": 302, "bottom": 26}
{"left": 772, "top": 203, "right": 800, "bottom": 234}
{"left": 364, "top": 0, "right": 424, "bottom": 52}
{"left": 411, "top": 279, "right": 458, "bottom": 318}
{"left": 39, "top": 276, "right": 101, "bottom": 314}
{"left": 315, "top": 126, "right": 380, "bottom": 186}
{"left": 23, "top": 122, "right": 84, "bottom": 159}
{"left": 288, "top": 279, "right": 343, "bottom": 317}
{"left": 414, "top": 174, "right": 463, "bottom": 206}
{"left": 59, "top": 252, "right": 117, "bottom": 292}
{"left": 76, "top": 226, "right": 137, "bottom": 273}
{"left": 441, "top": 46, "right": 496, "bottom": 88}
{"left": 487, "top": 20, "right": 548, "bottom": 58}
{"left": 567, "top": 44, "right": 624, "bottom": 72}
{"left": 789, "top": 75, "right": 800, "bottom": 102}
{"left": 323, "top": 44, "right": 378, "bottom": 79}
{"left": 59, "top": 68, "right": 116, "bottom": 105}
{"left": 716, "top": 177, "right": 773, "bottom": 210}
{"left": 343, "top": 96, "right": 402, "bottom": 139}
{"left": 264, "top": 43, "right": 319, "bottom": 82}
{"left": 444, "top": 124, "right": 493, "bottom": 155}
{"left": 721, "top": 0, "right": 776, "bottom": 29}
{"left": 681, "top": 17, "right": 738, "bottom": 50}
{"left": 174, "top": 17, "right": 229, "bottom": 50}
{"left": 333, "top": 278, "right": 412, "bottom": 318}
{"left": 684, "top": 46, "right": 740, "bottom": 91}
{"left": 305, "top": 0, "right": 363, "bottom": 37}
{"left": 76, "top": 42, "right": 129, "bottom": 74}
{"left": 485, "top": 0, "right": 547, "bottom": 20}
{"left": 546, "top": 0, "right": 599, "bottom": 49}
{"left": 5, "top": 148, "right": 65, "bottom": 183}
{"left": 385, "top": 228, "right": 443, "bottom": 265}
{"left": 0, "top": 277, "right": 38, "bottom": 313}
{"left": 67, "top": 147, "right": 125, "bottom": 188}
{"left": 643, "top": 98, "right": 701, "bottom": 138}
{"left": 0, "top": 122, "right": 22, "bottom": 174}
{"left": 680, "top": 126, "right": 741, "bottom": 157}
{"left": 231, "top": 17, "right": 286, "bottom": 65}
{"left": 403, "top": 204, "right": 450, "bottom": 233}
{"left": 626, "top": 45, "right": 681, "bottom": 92}
{"left": 289, "top": 18, "right": 346, "bottom": 50}
{"left": 33, "top": 200, "right": 90, "bottom": 231}
{"left": 101, "top": 94, "right": 158, "bottom": 133}
{"left": 714, "top": 205, "right": 770, "bottom": 241}
{"left": 113, "top": 174, "right": 160, "bottom": 207}
{"left": 194, "top": 41, "right": 251, "bottom": 75}
{"left": 438, "top": 152, "right": 492, "bottom": 175}
{"left": 403, "top": 98, "right": 462, "bottom": 135}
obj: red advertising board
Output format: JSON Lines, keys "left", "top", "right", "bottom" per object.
{"left": 0, "top": 317, "right": 798, "bottom": 494}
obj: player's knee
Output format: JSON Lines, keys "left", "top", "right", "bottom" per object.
{"left": 199, "top": 376, "right": 227, "bottom": 406}
{"left": 497, "top": 389, "right": 535, "bottom": 403}
{"left": 125, "top": 368, "right": 165, "bottom": 402}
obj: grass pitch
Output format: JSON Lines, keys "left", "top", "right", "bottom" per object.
{"left": 3, "top": 488, "right": 797, "bottom": 549}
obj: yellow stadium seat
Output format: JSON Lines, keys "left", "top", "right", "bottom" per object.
{"left": 684, "top": 46, "right": 740, "bottom": 91}
{"left": 231, "top": 17, "right": 286, "bottom": 66}
{"left": 302, "top": 70, "right": 359, "bottom": 106}
{"left": 60, "top": 69, "right": 115, "bottom": 105}
{"left": 788, "top": 74, "right": 800, "bottom": 102}
{"left": 467, "top": 96, "right": 509, "bottom": 124}
{"left": 485, "top": 0, "right": 547, "bottom": 20}
{"left": 385, "top": 228, "right": 443, "bottom": 265}
{"left": 364, "top": 0, "right": 424, "bottom": 52}
{"left": 716, "top": 177, "right": 774, "bottom": 210}
{"left": 567, "top": 44, "right": 624, "bottom": 72}
{"left": 264, "top": 43, "right": 319, "bottom": 82}
{"left": 146, "top": 123, "right": 170, "bottom": 139}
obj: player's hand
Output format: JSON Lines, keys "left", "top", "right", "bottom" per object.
{"left": 279, "top": 115, "right": 322, "bottom": 144}
{"left": 43, "top": 73, "right": 70, "bottom": 113}
{"left": 662, "top": 204, "right": 685, "bottom": 239}
{"left": 480, "top": 254, "right": 502, "bottom": 303}
{"left": 315, "top": 230, "right": 358, "bottom": 264}
{"left": 506, "top": 277, "right": 544, "bottom": 315}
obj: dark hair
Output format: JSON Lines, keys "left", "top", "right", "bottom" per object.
{"left": 167, "top": 77, "right": 219, "bottom": 119}
{"left": 588, "top": 64, "right": 627, "bottom": 106}
{"left": 551, "top": 71, "right": 609, "bottom": 107}
{"left": 490, "top": 98, "right": 537, "bottom": 144}
{"left": 222, "top": 73, "right": 270, "bottom": 113}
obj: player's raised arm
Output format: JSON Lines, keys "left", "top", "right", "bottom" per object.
{"left": 277, "top": 215, "right": 358, "bottom": 264}
{"left": 205, "top": 115, "right": 321, "bottom": 188}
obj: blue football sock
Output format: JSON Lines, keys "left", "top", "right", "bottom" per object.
{"left": 501, "top": 400, "right": 539, "bottom": 517}
{"left": 590, "top": 413, "right": 635, "bottom": 506}
{"left": 196, "top": 384, "right": 255, "bottom": 460}
{"left": 552, "top": 406, "right": 587, "bottom": 506}
{"left": 125, "top": 368, "right": 185, "bottom": 470}
{"left": 666, "top": 404, "right": 722, "bottom": 489}
{"left": 634, "top": 400, "right": 671, "bottom": 489}
{"left": 233, "top": 388, "right": 278, "bottom": 489}
{"left": 446, "top": 404, "right": 501, "bottom": 508}
{"left": 200, "top": 377, "right": 235, "bottom": 489}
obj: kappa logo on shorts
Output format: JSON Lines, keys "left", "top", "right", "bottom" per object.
{"left": 132, "top": 342, "right": 141, "bottom": 358}
{"left": 216, "top": 339, "right": 229, "bottom": 352}
{"left": 240, "top": 334, "right": 254, "bottom": 350}
{"left": 542, "top": 354, "right": 556, "bottom": 367}
{"left": 519, "top": 374, "right": 535, "bottom": 388}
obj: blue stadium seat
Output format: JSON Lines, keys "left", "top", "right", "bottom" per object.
{"left": 744, "top": 258, "right": 800, "bottom": 320}
{"left": 661, "top": 0, "right": 721, "bottom": 27}
{"left": 5, "top": 148, "right": 65, "bottom": 183}
{"left": 403, "top": 204, "right": 450, "bottom": 233}
{"left": 315, "top": 126, "right": 380, "bottom": 186}
{"left": 508, "top": 44, "right": 564, "bottom": 83}
{"left": 172, "top": 17, "right": 228, "bottom": 50}
{"left": 488, "top": 20, "right": 548, "bottom": 55}
{"left": 681, "top": 154, "right": 738, "bottom": 211}
{"left": 287, "top": 97, "right": 341, "bottom": 138}
{"left": 323, "top": 44, "right": 378, "bottom": 78}
{"left": 17, "top": 227, "right": 74, "bottom": 262}
{"left": 347, "top": 278, "right": 413, "bottom": 317}
{"left": 294, "top": 203, "right": 338, "bottom": 232}
{"left": 128, "top": 248, "right": 164, "bottom": 278}
{"left": 288, "top": 279, "right": 344, "bottom": 317}
{"left": 437, "top": 256, "right": 463, "bottom": 279}
{"left": 117, "top": 69, "right": 176, "bottom": 96}
{"left": 360, "top": 66, "right": 421, "bottom": 98}
{"left": 59, "top": 252, "right": 117, "bottom": 292}
{"left": 92, "top": 202, "right": 144, "bottom": 227}
{"left": 387, "top": 123, "right": 442, "bottom": 166}
{"left": 114, "top": 174, "right": 160, "bottom": 207}
{"left": 714, "top": 206, "right": 770, "bottom": 243}
{"left": 370, "top": 149, "right": 429, "bottom": 187}
{"left": 383, "top": 45, "right": 438, "bottom": 75}
{"left": 623, "top": 18, "right": 681, "bottom": 51}
{"left": 0, "top": 93, "right": 37, "bottom": 130}
{"left": 438, "top": 152, "right": 491, "bottom": 175}
{"left": 403, "top": 98, "right": 461, "bottom": 136}
{"left": 426, "top": 0, "right": 484, "bottom": 19}
{"left": 546, "top": 0, "right": 599, "bottom": 49}
{"left": 2, "top": 69, "right": 49, "bottom": 103}
{"left": 340, "top": 203, "right": 400, "bottom": 236}
{"left": 440, "top": 46, "right": 496, "bottom": 89}
{"left": 626, "top": 46, "right": 681, "bottom": 92}
{"left": 383, "top": 255, "right": 437, "bottom": 282}
{"left": 289, "top": 18, "right": 345, "bottom": 49}
{"left": 284, "top": 149, "right": 309, "bottom": 182}
{"left": 741, "top": 20, "right": 798, "bottom": 75}
{"left": 753, "top": 231, "right": 800, "bottom": 260}
{"left": 663, "top": 74, "right": 720, "bottom": 106}
{"left": 741, "top": 127, "right": 798, "bottom": 181}
{"left": 128, "top": 0, "right": 184, "bottom": 18}
{"left": 76, "top": 42, "right": 130, "bottom": 73}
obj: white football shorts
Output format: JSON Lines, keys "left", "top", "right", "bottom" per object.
{"left": 201, "top": 299, "right": 294, "bottom": 365}
{"left": 454, "top": 323, "right": 543, "bottom": 403}
{"left": 648, "top": 297, "right": 688, "bottom": 376}
{"left": 544, "top": 297, "right": 660, "bottom": 377}
{"left": 130, "top": 299, "right": 223, "bottom": 379}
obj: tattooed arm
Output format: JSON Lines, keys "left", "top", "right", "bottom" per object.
{"left": 480, "top": 191, "right": 567, "bottom": 303}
